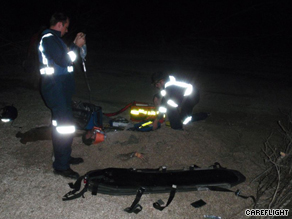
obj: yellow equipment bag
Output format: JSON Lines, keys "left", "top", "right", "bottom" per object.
{"left": 130, "top": 102, "right": 158, "bottom": 122}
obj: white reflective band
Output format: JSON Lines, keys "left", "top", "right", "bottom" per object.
{"left": 39, "top": 44, "right": 44, "bottom": 52}
{"left": 42, "top": 33, "right": 53, "bottom": 38}
{"left": 41, "top": 54, "right": 48, "bottom": 65}
{"left": 52, "top": 120, "right": 76, "bottom": 134}
{"left": 39, "top": 33, "right": 74, "bottom": 75}
{"left": 40, "top": 67, "right": 54, "bottom": 75}
{"left": 39, "top": 33, "right": 53, "bottom": 66}
{"left": 169, "top": 75, "right": 176, "bottom": 82}
{"left": 67, "top": 66, "right": 74, "bottom": 72}
{"left": 1, "top": 118, "right": 11, "bottom": 123}
{"left": 56, "top": 125, "right": 76, "bottom": 134}
{"left": 184, "top": 85, "right": 193, "bottom": 96}
{"left": 165, "top": 75, "right": 176, "bottom": 88}
{"left": 183, "top": 116, "right": 192, "bottom": 125}
{"left": 161, "top": 90, "right": 166, "bottom": 97}
{"left": 165, "top": 75, "right": 193, "bottom": 96}
{"left": 67, "top": 51, "right": 77, "bottom": 62}
{"left": 159, "top": 106, "right": 167, "bottom": 113}
{"left": 39, "top": 33, "right": 54, "bottom": 75}
{"left": 52, "top": 120, "right": 57, "bottom": 126}
{"left": 167, "top": 99, "right": 178, "bottom": 108}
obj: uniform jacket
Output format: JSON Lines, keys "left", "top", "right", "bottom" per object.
{"left": 38, "top": 29, "right": 78, "bottom": 76}
{"left": 38, "top": 29, "right": 78, "bottom": 124}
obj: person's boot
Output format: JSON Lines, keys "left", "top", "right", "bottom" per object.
{"left": 69, "top": 157, "right": 84, "bottom": 165}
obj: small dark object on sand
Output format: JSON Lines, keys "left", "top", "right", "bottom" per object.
{"left": 116, "top": 151, "right": 148, "bottom": 162}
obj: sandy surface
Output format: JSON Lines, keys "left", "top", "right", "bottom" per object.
{"left": 0, "top": 45, "right": 291, "bottom": 219}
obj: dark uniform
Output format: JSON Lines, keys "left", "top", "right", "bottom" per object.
{"left": 38, "top": 29, "right": 78, "bottom": 171}
{"left": 158, "top": 75, "right": 200, "bottom": 129}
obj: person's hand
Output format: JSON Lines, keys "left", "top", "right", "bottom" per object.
{"left": 74, "top": 32, "right": 86, "bottom": 48}
{"left": 152, "top": 118, "right": 159, "bottom": 130}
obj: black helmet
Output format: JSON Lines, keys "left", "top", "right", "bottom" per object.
{"left": 1, "top": 105, "right": 18, "bottom": 122}
{"left": 151, "top": 71, "right": 168, "bottom": 85}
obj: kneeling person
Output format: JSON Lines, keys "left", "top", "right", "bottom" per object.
{"left": 151, "top": 72, "right": 200, "bottom": 130}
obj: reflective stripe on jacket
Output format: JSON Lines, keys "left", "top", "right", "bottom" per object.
{"left": 159, "top": 75, "right": 194, "bottom": 112}
{"left": 38, "top": 29, "right": 77, "bottom": 76}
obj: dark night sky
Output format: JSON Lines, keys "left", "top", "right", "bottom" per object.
{"left": 1, "top": 0, "right": 291, "bottom": 55}
{"left": 3, "top": 1, "right": 291, "bottom": 34}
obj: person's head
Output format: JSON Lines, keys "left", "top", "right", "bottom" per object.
{"left": 82, "top": 129, "right": 95, "bottom": 146}
{"left": 49, "top": 12, "right": 69, "bottom": 37}
{"left": 151, "top": 71, "right": 168, "bottom": 90}
{"left": 82, "top": 127, "right": 105, "bottom": 146}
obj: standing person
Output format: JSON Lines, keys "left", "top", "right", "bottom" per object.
{"left": 38, "top": 12, "right": 86, "bottom": 179}
{"left": 151, "top": 72, "right": 200, "bottom": 130}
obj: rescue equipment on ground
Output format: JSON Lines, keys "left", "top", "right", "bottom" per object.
{"left": 130, "top": 102, "right": 159, "bottom": 122}
{"left": 109, "top": 117, "right": 129, "bottom": 128}
{"left": 63, "top": 163, "right": 254, "bottom": 214}
{"left": 116, "top": 151, "right": 147, "bottom": 162}
{"left": 1, "top": 105, "right": 18, "bottom": 123}
{"left": 127, "top": 120, "right": 161, "bottom": 132}
{"left": 103, "top": 101, "right": 159, "bottom": 123}
{"left": 72, "top": 101, "right": 103, "bottom": 130}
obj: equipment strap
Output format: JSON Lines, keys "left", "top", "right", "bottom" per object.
{"left": 153, "top": 184, "right": 177, "bottom": 211}
{"left": 62, "top": 175, "right": 88, "bottom": 201}
{"left": 210, "top": 162, "right": 226, "bottom": 169}
{"left": 103, "top": 101, "right": 135, "bottom": 117}
{"left": 124, "top": 187, "right": 145, "bottom": 214}
{"left": 82, "top": 60, "right": 92, "bottom": 103}
{"left": 207, "top": 186, "right": 256, "bottom": 204}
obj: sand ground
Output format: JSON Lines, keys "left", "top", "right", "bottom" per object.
{"left": 0, "top": 43, "right": 291, "bottom": 218}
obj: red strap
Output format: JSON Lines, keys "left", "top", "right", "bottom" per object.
{"left": 103, "top": 101, "right": 136, "bottom": 117}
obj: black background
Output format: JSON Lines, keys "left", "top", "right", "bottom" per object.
{"left": 1, "top": 0, "right": 291, "bottom": 67}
